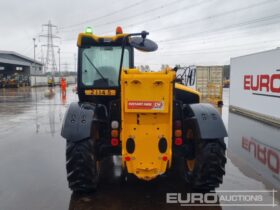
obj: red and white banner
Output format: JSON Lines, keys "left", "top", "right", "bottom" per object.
{"left": 230, "top": 48, "right": 280, "bottom": 119}
{"left": 127, "top": 100, "right": 164, "bottom": 110}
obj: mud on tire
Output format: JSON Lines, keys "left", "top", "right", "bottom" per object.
{"left": 185, "top": 139, "right": 227, "bottom": 192}
{"left": 66, "top": 138, "right": 99, "bottom": 193}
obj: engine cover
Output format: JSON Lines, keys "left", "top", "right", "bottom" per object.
{"left": 121, "top": 69, "right": 175, "bottom": 180}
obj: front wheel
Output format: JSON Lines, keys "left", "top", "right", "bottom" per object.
{"left": 66, "top": 138, "right": 99, "bottom": 193}
{"left": 184, "top": 134, "right": 226, "bottom": 192}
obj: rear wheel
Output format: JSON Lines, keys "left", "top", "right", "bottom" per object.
{"left": 184, "top": 129, "right": 226, "bottom": 192}
{"left": 66, "top": 138, "right": 99, "bottom": 193}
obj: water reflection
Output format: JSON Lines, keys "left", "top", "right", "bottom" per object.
{"left": 68, "top": 156, "right": 222, "bottom": 210}
{"left": 0, "top": 86, "right": 74, "bottom": 136}
{"left": 2, "top": 85, "right": 279, "bottom": 209}
{"left": 228, "top": 112, "right": 280, "bottom": 198}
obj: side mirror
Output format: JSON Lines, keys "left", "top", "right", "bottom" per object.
{"left": 129, "top": 37, "right": 158, "bottom": 52}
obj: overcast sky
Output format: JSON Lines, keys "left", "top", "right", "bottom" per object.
{"left": 1, "top": 0, "right": 280, "bottom": 71}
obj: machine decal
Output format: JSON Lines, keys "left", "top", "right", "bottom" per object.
{"left": 85, "top": 89, "right": 116, "bottom": 96}
{"left": 127, "top": 100, "right": 164, "bottom": 110}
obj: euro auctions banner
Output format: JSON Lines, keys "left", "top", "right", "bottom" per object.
{"left": 230, "top": 48, "right": 280, "bottom": 120}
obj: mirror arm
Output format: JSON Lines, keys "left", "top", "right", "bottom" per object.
{"left": 118, "top": 36, "right": 127, "bottom": 86}
{"left": 118, "top": 31, "right": 151, "bottom": 86}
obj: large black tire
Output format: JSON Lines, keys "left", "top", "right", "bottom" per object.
{"left": 66, "top": 138, "right": 99, "bottom": 193}
{"left": 184, "top": 138, "right": 226, "bottom": 192}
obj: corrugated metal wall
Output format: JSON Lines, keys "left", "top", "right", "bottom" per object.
{"left": 196, "top": 66, "right": 223, "bottom": 97}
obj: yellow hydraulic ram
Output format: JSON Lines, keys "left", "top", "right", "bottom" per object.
{"left": 121, "top": 68, "right": 176, "bottom": 180}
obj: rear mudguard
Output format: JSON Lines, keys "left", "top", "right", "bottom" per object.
{"left": 61, "top": 102, "right": 95, "bottom": 142}
{"left": 185, "top": 103, "right": 227, "bottom": 139}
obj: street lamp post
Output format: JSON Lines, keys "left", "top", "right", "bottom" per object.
{"left": 58, "top": 48, "right": 61, "bottom": 77}
{"left": 33, "top": 38, "right": 39, "bottom": 133}
{"left": 33, "top": 38, "right": 37, "bottom": 86}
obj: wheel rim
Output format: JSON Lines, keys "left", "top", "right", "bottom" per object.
{"left": 186, "top": 129, "right": 195, "bottom": 172}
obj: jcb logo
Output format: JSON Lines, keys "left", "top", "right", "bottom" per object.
{"left": 154, "top": 102, "right": 163, "bottom": 109}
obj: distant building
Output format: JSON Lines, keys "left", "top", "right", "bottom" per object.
{"left": 0, "top": 51, "right": 43, "bottom": 77}
{"left": 223, "top": 65, "right": 230, "bottom": 80}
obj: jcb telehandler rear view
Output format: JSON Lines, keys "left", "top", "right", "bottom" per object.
{"left": 61, "top": 27, "right": 227, "bottom": 193}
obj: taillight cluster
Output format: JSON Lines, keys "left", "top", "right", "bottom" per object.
{"left": 111, "top": 121, "right": 119, "bottom": 146}
{"left": 174, "top": 120, "right": 183, "bottom": 146}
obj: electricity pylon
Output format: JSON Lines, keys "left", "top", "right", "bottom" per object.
{"left": 40, "top": 20, "right": 60, "bottom": 76}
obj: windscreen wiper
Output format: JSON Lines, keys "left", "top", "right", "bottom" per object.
{"left": 84, "top": 53, "right": 107, "bottom": 82}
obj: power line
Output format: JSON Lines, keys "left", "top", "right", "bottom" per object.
{"left": 57, "top": 1, "right": 280, "bottom": 66}
{"left": 60, "top": 0, "right": 210, "bottom": 41}
{"left": 100, "top": 0, "right": 278, "bottom": 36}
{"left": 62, "top": 0, "right": 279, "bottom": 44}
{"left": 61, "top": 0, "right": 210, "bottom": 37}
{"left": 94, "top": 0, "right": 185, "bottom": 29}
{"left": 60, "top": 0, "right": 145, "bottom": 30}
{"left": 158, "top": 21, "right": 280, "bottom": 48}
{"left": 158, "top": 45, "right": 279, "bottom": 56}
{"left": 150, "top": 0, "right": 279, "bottom": 33}
{"left": 158, "top": 40, "right": 280, "bottom": 56}
{"left": 157, "top": 13, "right": 280, "bottom": 43}
{"left": 159, "top": 38, "right": 280, "bottom": 54}
{"left": 100, "top": 0, "right": 213, "bottom": 35}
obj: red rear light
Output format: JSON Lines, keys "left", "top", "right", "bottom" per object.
{"left": 162, "top": 155, "right": 168, "bottom": 161}
{"left": 175, "top": 137, "right": 183, "bottom": 146}
{"left": 125, "top": 156, "right": 131, "bottom": 161}
{"left": 111, "top": 138, "right": 119, "bottom": 146}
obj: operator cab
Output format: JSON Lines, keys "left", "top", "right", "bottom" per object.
{"left": 77, "top": 27, "right": 158, "bottom": 104}
{"left": 77, "top": 27, "right": 134, "bottom": 103}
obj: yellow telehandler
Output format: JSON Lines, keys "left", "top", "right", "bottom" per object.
{"left": 61, "top": 27, "right": 227, "bottom": 193}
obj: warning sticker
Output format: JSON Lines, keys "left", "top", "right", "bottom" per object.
{"left": 127, "top": 101, "right": 164, "bottom": 110}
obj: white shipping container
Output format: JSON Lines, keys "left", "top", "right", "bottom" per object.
{"left": 175, "top": 66, "right": 224, "bottom": 97}
{"left": 230, "top": 48, "right": 280, "bottom": 121}
{"left": 30, "top": 75, "right": 76, "bottom": 86}
{"left": 64, "top": 76, "right": 76, "bottom": 84}
{"left": 30, "top": 75, "right": 48, "bottom": 86}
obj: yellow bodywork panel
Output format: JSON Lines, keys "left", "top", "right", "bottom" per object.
{"left": 121, "top": 69, "right": 175, "bottom": 180}
{"left": 77, "top": 33, "right": 128, "bottom": 47}
{"left": 175, "top": 83, "right": 201, "bottom": 102}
